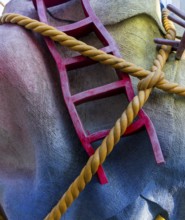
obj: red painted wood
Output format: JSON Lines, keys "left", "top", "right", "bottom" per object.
{"left": 33, "top": 0, "right": 164, "bottom": 185}
{"left": 71, "top": 80, "right": 128, "bottom": 105}
{"left": 33, "top": 0, "right": 70, "bottom": 8}
{"left": 87, "top": 119, "right": 146, "bottom": 143}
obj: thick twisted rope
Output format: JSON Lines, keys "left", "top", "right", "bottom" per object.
{"left": 0, "top": 9, "right": 177, "bottom": 220}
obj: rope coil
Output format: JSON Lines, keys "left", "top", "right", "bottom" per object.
{"left": 0, "top": 8, "right": 179, "bottom": 220}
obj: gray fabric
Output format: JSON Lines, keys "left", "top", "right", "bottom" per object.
{"left": 89, "top": 0, "right": 163, "bottom": 29}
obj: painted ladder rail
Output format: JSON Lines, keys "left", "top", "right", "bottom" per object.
{"left": 33, "top": 0, "right": 164, "bottom": 184}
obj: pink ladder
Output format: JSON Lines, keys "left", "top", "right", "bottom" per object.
{"left": 33, "top": 0, "right": 164, "bottom": 184}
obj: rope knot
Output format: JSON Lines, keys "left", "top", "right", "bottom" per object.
{"left": 138, "top": 70, "right": 164, "bottom": 91}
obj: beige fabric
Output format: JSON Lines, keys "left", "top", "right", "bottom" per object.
{"left": 90, "top": 0, "right": 164, "bottom": 31}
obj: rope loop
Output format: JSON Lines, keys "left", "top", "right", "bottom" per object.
{"left": 138, "top": 70, "right": 165, "bottom": 91}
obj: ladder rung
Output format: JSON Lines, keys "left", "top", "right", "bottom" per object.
{"left": 72, "top": 80, "right": 127, "bottom": 105}
{"left": 167, "top": 4, "right": 185, "bottom": 20}
{"left": 87, "top": 119, "right": 145, "bottom": 143}
{"left": 57, "top": 17, "right": 93, "bottom": 37}
{"left": 87, "top": 129, "right": 109, "bottom": 143}
{"left": 64, "top": 45, "right": 113, "bottom": 70}
{"left": 33, "top": 0, "right": 70, "bottom": 8}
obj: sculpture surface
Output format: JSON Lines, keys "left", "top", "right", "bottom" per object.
{"left": 0, "top": 0, "right": 185, "bottom": 219}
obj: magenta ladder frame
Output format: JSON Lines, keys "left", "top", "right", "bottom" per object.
{"left": 33, "top": 0, "right": 164, "bottom": 184}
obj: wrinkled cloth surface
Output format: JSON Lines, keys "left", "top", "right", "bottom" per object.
{"left": 1, "top": 0, "right": 185, "bottom": 220}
